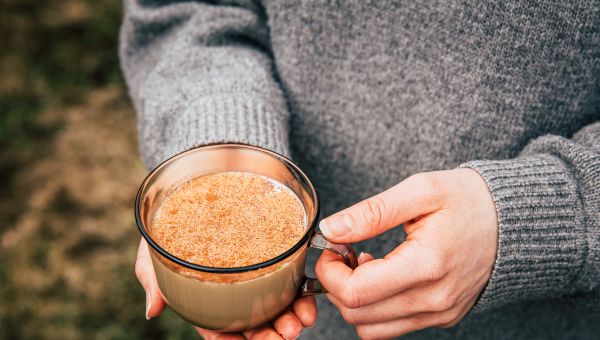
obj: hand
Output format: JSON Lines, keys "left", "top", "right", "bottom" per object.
{"left": 135, "top": 238, "right": 317, "bottom": 339}
{"left": 315, "top": 169, "right": 498, "bottom": 339}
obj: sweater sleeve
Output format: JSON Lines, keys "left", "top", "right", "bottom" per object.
{"left": 460, "top": 121, "right": 600, "bottom": 312}
{"left": 119, "top": 0, "right": 290, "bottom": 169}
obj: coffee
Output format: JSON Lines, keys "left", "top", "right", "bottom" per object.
{"left": 137, "top": 144, "right": 355, "bottom": 331}
{"left": 151, "top": 172, "right": 306, "bottom": 268}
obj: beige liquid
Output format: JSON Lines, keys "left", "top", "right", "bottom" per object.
{"left": 150, "top": 245, "right": 307, "bottom": 331}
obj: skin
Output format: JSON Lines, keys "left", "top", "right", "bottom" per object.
{"left": 315, "top": 168, "right": 499, "bottom": 339}
{"left": 135, "top": 168, "right": 497, "bottom": 339}
{"left": 135, "top": 239, "right": 317, "bottom": 339}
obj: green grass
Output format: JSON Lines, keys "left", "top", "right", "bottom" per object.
{"left": 0, "top": 1, "right": 198, "bottom": 338}
{"left": 0, "top": 0, "right": 120, "bottom": 226}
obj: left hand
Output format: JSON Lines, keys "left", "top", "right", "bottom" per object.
{"left": 315, "top": 169, "right": 498, "bottom": 339}
{"left": 135, "top": 238, "right": 316, "bottom": 340}
{"left": 194, "top": 299, "right": 316, "bottom": 340}
{"left": 194, "top": 302, "right": 315, "bottom": 340}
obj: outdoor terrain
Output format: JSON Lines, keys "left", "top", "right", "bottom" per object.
{"left": 0, "top": 1, "right": 197, "bottom": 338}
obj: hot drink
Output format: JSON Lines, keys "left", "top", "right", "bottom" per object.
{"left": 151, "top": 172, "right": 306, "bottom": 267}
{"left": 135, "top": 144, "right": 355, "bottom": 331}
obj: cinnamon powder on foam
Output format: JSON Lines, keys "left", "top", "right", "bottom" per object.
{"left": 150, "top": 172, "right": 306, "bottom": 268}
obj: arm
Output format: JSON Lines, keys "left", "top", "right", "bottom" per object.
{"left": 314, "top": 120, "right": 599, "bottom": 339}
{"left": 120, "top": 2, "right": 314, "bottom": 338}
{"left": 119, "top": 0, "right": 290, "bottom": 170}
{"left": 461, "top": 120, "right": 600, "bottom": 311}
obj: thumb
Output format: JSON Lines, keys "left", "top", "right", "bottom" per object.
{"left": 319, "top": 173, "right": 443, "bottom": 243}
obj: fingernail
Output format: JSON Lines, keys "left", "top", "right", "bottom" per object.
{"left": 282, "top": 332, "right": 301, "bottom": 340}
{"left": 145, "top": 291, "right": 152, "bottom": 320}
{"left": 358, "top": 252, "right": 372, "bottom": 264}
{"left": 358, "top": 252, "right": 367, "bottom": 261}
{"left": 320, "top": 214, "right": 352, "bottom": 238}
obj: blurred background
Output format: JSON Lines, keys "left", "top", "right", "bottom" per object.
{"left": 0, "top": 1, "right": 198, "bottom": 338}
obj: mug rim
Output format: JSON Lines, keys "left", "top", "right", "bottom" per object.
{"left": 134, "top": 143, "right": 320, "bottom": 274}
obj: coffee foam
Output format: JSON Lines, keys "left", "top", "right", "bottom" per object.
{"left": 150, "top": 172, "right": 306, "bottom": 268}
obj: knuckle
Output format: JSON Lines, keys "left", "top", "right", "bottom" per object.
{"left": 411, "top": 173, "right": 445, "bottom": 201}
{"left": 447, "top": 290, "right": 460, "bottom": 307}
{"left": 340, "top": 308, "right": 360, "bottom": 325}
{"left": 340, "top": 285, "right": 362, "bottom": 309}
{"left": 355, "top": 325, "right": 375, "bottom": 340}
{"left": 427, "top": 291, "right": 454, "bottom": 312}
{"left": 438, "top": 320, "right": 459, "bottom": 329}
{"left": 407, "top": 316, "right": 426, "bottom": 330}
{"left": 402, "top": 292, "right": 419, "bottom": 312}
{"left": 408, "top": 173, "right": 430, "bottom": 190}
{"left": 361, "top": 196, "right": 386, "bottom": 228}
{"left": 423, "top": 255, "right": 446, "bottom": 281}
{"left": 438, "top": 312, "right": 462, "bottom": 328}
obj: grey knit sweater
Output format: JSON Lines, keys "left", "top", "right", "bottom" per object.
{"left": 120, "top": 1, "right": 600, "bottom": 339}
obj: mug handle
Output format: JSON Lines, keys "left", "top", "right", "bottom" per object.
{"left": 301, "top": 231, "right": 358, "bottom": 296}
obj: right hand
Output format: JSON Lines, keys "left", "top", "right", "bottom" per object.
{"left": 135, "top": 238, "right": 317, "bottom": 339}
{"left": 315, "top": 170, "right": 498, "bottom": 339}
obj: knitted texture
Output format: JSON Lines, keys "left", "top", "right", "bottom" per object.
{"left": 461, "top": 125, "right": 600, "bottom": 313}
{"left": 120, "top": 1, "right": 600, "bottom": 339}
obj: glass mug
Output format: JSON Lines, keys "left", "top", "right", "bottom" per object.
{"left": 134, "top": 143, "right": 357, "bottom": 332}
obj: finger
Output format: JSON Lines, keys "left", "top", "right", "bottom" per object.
{"left": 354, "top": 315, "right": 436, "bottom": 339}
{"left": 292, "top": 296, "right": 317, "bottom": 327}
{"left": 357, "top": 252, "right": 375, "bottom": 265}
{"left": 328, "top": 281, "right": 455, "bottom": 325}
{"left": 319, "top": 173, "right": 444, "bottom": 243}
{"left": 273, "top": 309, "right": 302, "bottom": 340}
{"left": 328, "top": 290, "right": 420, "bottom": 325}
{"left": 436, "top": 299, "right": 474, "bottom": 328}
{"left": 135, "top": 238, "right": 166, "bottom": 319}
{"left": 243, "top": 325, "right": 283, "bottom": 339}
{"left": 354, "top": 307, "right": 464, "bottom": 340}
{"left": 316, "top": 242, "right": 436, "bottom": 308}
{"left": 194, "top": 327, "right": 243, "bottom": 340}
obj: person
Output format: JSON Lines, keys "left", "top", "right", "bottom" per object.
{"left": 119, "top": 1, "right": 600, "bottom": 339}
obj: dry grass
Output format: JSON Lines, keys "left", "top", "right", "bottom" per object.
{"left": 0, "top": 1, "right": 197, "bottom": 338}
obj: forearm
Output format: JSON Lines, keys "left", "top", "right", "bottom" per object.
{"left": 119, "top": 0, "right": 290, "bottom": 169}
{"left": 461, "top": 121, "right": 600, "bottom": 311}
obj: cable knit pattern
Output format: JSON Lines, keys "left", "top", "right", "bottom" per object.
{"left": 120, "top": 1, "right": 600, "bottom": 339}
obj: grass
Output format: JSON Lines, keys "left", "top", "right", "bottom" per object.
{"left": 0, "top": 1, "right": 198, "bottom": 338}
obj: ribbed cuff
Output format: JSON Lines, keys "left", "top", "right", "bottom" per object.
{"left": 141, "top": 93, "right": 291, "bottom": 169}
{"left": 459, "top": 154, "right": 586, "bottom": 312}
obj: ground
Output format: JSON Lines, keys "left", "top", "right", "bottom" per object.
{"left": 0, "top": 1, "right": 197, "bottom": 338}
